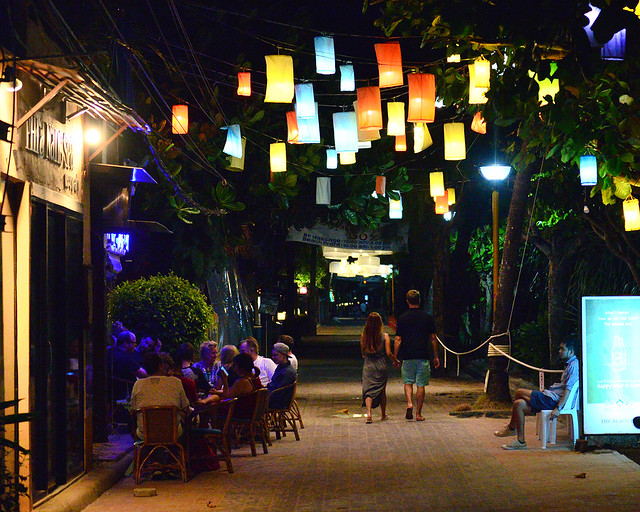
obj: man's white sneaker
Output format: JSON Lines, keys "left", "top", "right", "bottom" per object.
{"left": 494, "top": 425, "right": 517, "bottom": 437}
{"left": 502, "top": 439, "right": 527, "bottom": 450}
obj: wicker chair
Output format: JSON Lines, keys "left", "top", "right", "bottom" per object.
{"left": 224, "top": 388, "right": 270, "bottom": 456}
{"left": 267, "top": 381, "right": 300, "bottom": 441}
{"left": 188, "top": 397, "right": 237, "bottom": 474}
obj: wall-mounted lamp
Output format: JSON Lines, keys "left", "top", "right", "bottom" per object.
{"left": 85, "top": 128, "right": 102, "bottom": 145}
{"left": 1, "top": 66, "right": 22, "bottom": 92}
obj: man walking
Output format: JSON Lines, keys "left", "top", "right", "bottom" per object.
{"left": 394, "top": 290, "right": 440, "bottom": 421}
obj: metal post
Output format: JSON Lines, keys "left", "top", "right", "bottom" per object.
{"left": 492, "top": 188, "right": 499, "bottom": 324}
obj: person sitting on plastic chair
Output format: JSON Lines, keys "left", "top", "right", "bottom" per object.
{"left": 494, "top": 337, "right": 579, "bottom": 450}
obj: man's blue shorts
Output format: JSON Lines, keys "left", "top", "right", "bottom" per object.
{"left": 529, "top": 390, "right": 558, "bottom": 413}
{"left": 401, "top": 359, "right": 431, "bottom": 387}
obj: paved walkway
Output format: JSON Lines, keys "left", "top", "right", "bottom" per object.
{"left": 81, "top": 359, "right": 640, "bottom": 512}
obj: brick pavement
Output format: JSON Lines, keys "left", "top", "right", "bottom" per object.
{"left": 81, "top": 359, "right": 640, "bottom": 512}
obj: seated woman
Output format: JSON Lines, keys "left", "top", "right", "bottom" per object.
{"left": 193, "top": 341, "right": 219, "bottom": 386}
{"left": 213, "top": 345, "right": 240, "bottom": 389}
{"left": 200, "top": 352, "right": 262, "bottom": 408}
{"left": 175, "top": 343, "right": 211, "bottom": 395}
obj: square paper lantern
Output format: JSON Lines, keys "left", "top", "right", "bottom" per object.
{"left": 602, "top": 29, "right": 626, "bottom": 61}
{"left": 333, "top": 112, "right": 359, "bottom": 153}
{"left": 407, "top": 74, "right": 436, "bottom": 123}
{"left": 226, "top": 137, "right": 246, "bottom": 172}
{"left": 472, "top": 57, "right": 490, "bottom": 88}
{"left": 286, "top": 111, "right": 300, "bottom": 144}
{"left": 468, "top": 64, "right": 488, "bottom": 105}
{"left": 470, "top": 111, "right": 487, "bottom": 134}
{"left": 375, "top": 42, "right": 404, "bottom": 88}
{"left": 389, "top": 192, "right": 403, "bottom": 219}
{"left": 296, "top": 102, "right": 321, "bottom": 144}
{"left": 237, "top": 72, "right": 251, "bottom": 96}
{"left": 435, "top": 192, "right": 449, "bottom": 214}
{"left": 356, "top": 87, "right": 383, "bottom": 131}
{"left": 447, "top": 187, "right": 456, "bottom": 205}
{"left": 387, "top": 102, "right": 406, "bottom": 136}
{"left": 314, "top": 36, "right": 336, "bottom": 74}
{"left": 430, "top": 171, "right": 445, "bottom": 197}
{"left": 375, "top": 176, "right": 386, "bottom": 196}
{"left": 316, "top": 177, "right": 332, "bottom": 204}
{"left": 623, "top": 197, "right": 640, "bottom": 231}
{"left": 340, "top": 64, "right": 355, "bottom": 91}
{"left": 327, "top": 149, "right": 338, "bottom": 169}
{"left": 413, "top": 123, "right": 433, "bottom": 153}
{"left": 222, "top": 124, "right": 243, "bottom": 158}
{"left": 265, "top": 55, "right": 294, "bottom": 103}
{"left": 340, "top": 152, "right": 356, "bottom": 165}
{"left": 580, "top": 155, "right": 597, "bottom": 186}
{"left": 395, "top": 134, "right": 407, "bottom": 151}
{"left": 354, "top": 101, "right": 381, "bottom": 142}
{"left": 444, "top": 122, "right": 466, "bottom": 160}
{"left": 295, "top": 83, "right": 316, "bottom": 118}
{"left": 270, "top": 142, "right": 287, "bottom": 172}
{"left": 171, "top": 104, "right": 188, "bottom": 134}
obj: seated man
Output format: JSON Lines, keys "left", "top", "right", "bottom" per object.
{"left": 277, "top": 335, "right": 298, "bottom": 372}
{"left": 494, "top": 337, "right": 579, "bottom": 450}
{"left": 240, "top": 337, "right": 276, "bottom": 386}
{"left": 109, "top": 330, "right": 147, "bottom": 400}
{"left": 267, "top": 342, "right": 297, "bottom": 410}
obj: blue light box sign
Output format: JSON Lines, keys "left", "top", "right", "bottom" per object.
{"left": 582, "top": 296, "right": 640, "bottom": 435}
{"left": 104, "top": 233, "right": 130, "bottom": 256}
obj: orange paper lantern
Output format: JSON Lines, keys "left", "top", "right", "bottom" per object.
{"left": 395, "top": 134, "right": 407, "bottom": 151}
{"left": 470, "top": 111, "right": 486, "bottom": 134}
{"left": 286, "top": 111, "right": 300, "bottom": 144}
{"left": 375, "top": 42, "right": 404, "bottom": 87}
{"left": 435, "top": 191, "right": 449, "bottom": 214}
{"left": 407, "top": 74, "right": 436, "bottom": 123}
{"left": 171, "top": 104, "right": 189, "bottom": 134}
{"left": 356, "top": 87, "right": 383, "bottom": 131}
{"left": 237, "top": 72, "right": 251, "bottom": 96}
{"left": 375, "top": 176, "right": 386, "bottom": 196}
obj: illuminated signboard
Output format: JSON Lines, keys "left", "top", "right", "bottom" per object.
{"left": 104, "top": 233, "right": 130, "bottom": 256}
{"left": 582, "top": 296, "right": 640, "bottom": 435}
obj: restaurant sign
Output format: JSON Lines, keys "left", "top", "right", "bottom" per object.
{"left": 24, "top": 113, "right": 74, "bottom": 171}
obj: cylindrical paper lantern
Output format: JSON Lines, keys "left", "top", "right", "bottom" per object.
{"left": 430, "top": 171, "right": 445, "bottom": 197}
{"left": 222, "top": 124, "right": 243, "bottom": 158}
{"left": 623, "top": 197, "right": 640, "bottom": 231}
{"left": 316, "top": 177, "right": 331, "bottom": 205}
{"left": 327, "top": 149, "right": 338, "bottom": 169}
{"left": 435, "top": 192, "right": 449, "bottom": 214}
{"left": 389, "top": 193, "right": 403, "bottom": 219}
{"left": 226, "top": 137, "right": 246, "bottom": 172}
{"left": 472, "top": 57, "right": 490, "bottom": 88}
{"left": 444, "top": 122, "right": 466, "bottom": 160}
{"left": 296, "top": 102, "right": 320, "bottom": 144}
{"left": 265, "top": 55, "right": 294, "bottom": 103}
{"left": 395, "top": 134, "right": 407, "bottom": 151}
{"left": 171, "top": 104, "right": 188, "bottom": 134}
{"left": 447, "top": 53, "right": 461, "bottom": 63}
{"left": 356, "top": 87, "right": 383, "bottom": 131}
{"left": 270, "top": 142, "right": 287, "bottom": 172}
{"left": 358, "top": 140, "right": 372, "bottom": 149}
{"left": 340, "top": 64, "right": 355, "bottom": 91}
{"left": 468, "top": 64, "right": 488, "bottom": 105}
{"left": 354, "top": 101, "right": 381, "bottom": 142}
{"left": 375, "top": 42, "right": 404, "bottom": 88}
{"left": 286, "top": 111, "right": 300, "bottom": 144}
{"left": 413, "top": 123, "right": 433, "bottom": 153}
{"left": 295, "top": 83, "right": 315, "bottom": 118}
{"left": 470, "top": 111, "right": 487, "bottom": 134}
{"left": 339, "top": 152, "right": 356, "bottom": 165}
{"left": 602, "top": 29, "right": 626, "bottom": 61}
{"left": 387, "top": 102, "right": 406, "bottom": 136}
{"left": 375, "top": 176, "right": 386, "bottom": 196}
{"left": 333, "top": 112, "right": 359, "bottom": 153}
{"left": 237, "top": 72, "right": 251, "bottom": 96}
{"left": 315, "top": 36, "right": 336, "bottom": 74}
{"left": 407, "top": 73, "right": 436, "bottom": 123}
{"left": 580, "top": 155, "right": 597, "bottom": 186}
{"left": 447, "top": 187, "right": 456, "bottom": 205}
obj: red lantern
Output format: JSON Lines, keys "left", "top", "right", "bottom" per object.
{"left": 395, "top": 134, "right": 407, "bottom": 151}
{"left": 171, "top": 105, "right": 188, "bottom": 134}
{"left": 435, "top": 191, "right": 449, "bottom": 214}
{"left": 375, "top": 176, "right": 386, "bottom": 196}
{"left": 286, "top": 111, "right": 300, "bottom": 144}
{"left": 407, "top": 73, "right": 435, "bottom": 123}
{"left": 237, "top": 72, "right": 251, "bottom": 96}
{"left": 470, "top": 111, "right": 486, "bottom": 134}
{"left": 356, "top": 86, "right": 383, "bottom": 131}
{"left": 374, "top": 42, "right": 404, "bottom": 87}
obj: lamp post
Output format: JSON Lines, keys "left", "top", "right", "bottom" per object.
{"left": 479, "top": 165, "right": 511, "bottom": 322}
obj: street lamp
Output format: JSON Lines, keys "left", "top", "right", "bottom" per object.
{"left": 479, "top": 165, "right": 511, "bottom": 322}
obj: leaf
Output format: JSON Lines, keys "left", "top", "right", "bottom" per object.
{"left": 248, "top": 110, "right": 265, "bottom": 125}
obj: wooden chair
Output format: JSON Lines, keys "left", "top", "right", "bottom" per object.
{"left": 188, "top": 397, "right": 237, "bottom": 474}
{"left": 133, "top": 406, "right": 188, "bottom": 483}
{"left": 226, "top": 388, "right": 270, "bottom": 456}
{"left": 267, "top": 381, "right": 300, "bottom": 441}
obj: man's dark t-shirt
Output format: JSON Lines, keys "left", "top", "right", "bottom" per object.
{"left": 109, "top": 348, "right": 141, "bottom": 400}
{"left": 395, "top": 308, "right": 436, "bottom": 361}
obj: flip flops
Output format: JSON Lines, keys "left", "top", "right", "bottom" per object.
{"left": 405, "top": 407, "right": 413, "bottom": 420}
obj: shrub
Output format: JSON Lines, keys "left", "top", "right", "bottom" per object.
{"left": 107, "top": 273, "right": 214, "bottom": 353}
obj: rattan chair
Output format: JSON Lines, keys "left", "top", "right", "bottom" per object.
{"left": 189, "top": 397, "right": 237, "bottom": 473}
{"left": 267, "top": 381, "right": 300, "bottom": 441}
{"left": 224, "top": 388, "right": 270, "bottom": 456}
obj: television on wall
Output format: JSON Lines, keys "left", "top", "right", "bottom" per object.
{"left": 582, "top": 296, "right": 640, "bottom": 435}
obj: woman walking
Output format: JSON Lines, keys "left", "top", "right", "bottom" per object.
{"left": 361, "top": 312, "right": 393, "bottom": 423}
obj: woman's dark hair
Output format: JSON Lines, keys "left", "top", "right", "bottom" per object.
{"left": 142, "top": 351, "right": 162, "bottom": 375}
{"left": 176, "top": 342, "right": 194, "bottom": 362}
{"left": 233, "top": 352, "right": 260, "bottom": 377}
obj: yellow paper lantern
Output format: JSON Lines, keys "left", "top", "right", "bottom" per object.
{"left": 387, "top": 102, "right": 406, "bottom": 136}
{"left": 468, "top": 64, "right": 488, "bottom": 105}
{"left": 286, "top": 111, "right": 300, "bottom": 144}
{"left": 529, "top": 64, "right": 560, "bottom": 105}
{"left": 413, "top": 123, "right": 433, "bottom": 153}
{"left": 447, "top": 187, "right": 456, "bottom": 205}
{"left": 264, "top": 55, "right": 294, "bottom": 103}
{"left": 430, "top": 171, "right": 445, "bottom": 197}
{"left": 237, "top": 72, "right": 251, "bottom": 96}
{"left": 472, "top": 57, "right": 490, "bottom": 88}
{"left": 470, "top": 111, "right": 487, "bottom": 134}
{"left": 356, "top": 87, "right": 383, "bottom": 131}
{"left": 444, "top": 122, "right": 466, "bottom": 160}
{"left": 374, "top": 41, "right": 404, "bottom": 88}
{"left": 407, "top": 73, "right": 436, "bottom": 123}
{"left": 395, "top": 134, "right": 407, "bottom": 151}
{"left": 339, "top": 152, "right": 356, "bottom": 165}
{"left": 375, "top": 176, "right": 386, "bottom": 196}
{"left": 435, "top": 192, "right": 449, "bottom": 214}
{"left": 447, "top": 54, "right": 461, "bottom": 63}
{"left": 171, "top": 104, "right": 189, "bottom": 134}
{"left": 623, "top": 197, "right": 640, "bottom": 231}
{"left": 270, "top": 142, "right": 287, "bottom": 172}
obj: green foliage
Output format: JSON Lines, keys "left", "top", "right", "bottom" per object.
{"left": 107, "top": 274, "right": 215, "bottom": 353}
{"left": 512, "top": 318, "right": 550, "bottom": 373}
{"left": 0, "top": 399, "right": 29, "bottom": 512}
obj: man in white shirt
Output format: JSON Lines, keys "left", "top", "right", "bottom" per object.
{"left": 240, "top": 337, "right": 276, "bottom": 386}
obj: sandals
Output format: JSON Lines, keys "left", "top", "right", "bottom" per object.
{"left": 365, "top": 416, "right": 372, "bottom": 424}
{"left": 405, "top": 407, "right": 413, "bottom": 420}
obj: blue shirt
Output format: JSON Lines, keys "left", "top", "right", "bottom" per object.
{"left": 543, "top": 355, "right": 579, "bottom": 401}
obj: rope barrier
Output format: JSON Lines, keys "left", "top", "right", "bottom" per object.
{"left": 436, "top": 333, "right": 507, "bottom": 377}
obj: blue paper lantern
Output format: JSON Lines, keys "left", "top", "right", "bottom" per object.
{"left": 296, "top": 102, "right": 321, "bottom": 144}
{"left": 314, "top": 36, "right": 335, "bottom": 75}
{"left": 580, "top": 155, "right": 598, "bottom": 186}
{"left": 295, "top": 83, "right": 316, "bottom": 119}
{"left": 222, "top": 124, "right": 242, "bottom": 158}
{"left": 326, "top": 149, "right": 338, "bottom": 169}
{"left": 333, "top": 112, "right": 359, "bottom": 153}
{"left": 602, "top": 29, "right": 626, "bottom": 61}
{"left": 340, "top": 64, "right": 355, "bottom": 92}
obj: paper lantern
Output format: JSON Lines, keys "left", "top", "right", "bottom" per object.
{"left": 353, "top": 101, "right": 381, "bottom": 142}
{"left": 470, "top": 111, "right": 487, "bottom": 134}
{"left": 430, "top": 171, "right": 445, "bottom": 197}
{"left": 171, "top": 104, "right": 188, "bottom": 134}
{"left": 444, "top": 122, "right": 466, "bottom": 160}
{"left": 435, "top": 192, "right": 449, "bottom": 214}
{"left": 315, "top": 36, "right": 336, "bottom": 74}
{"left": 264, "top": 55, "right": 294, "bottom": 103}
{"left": 395, "top": 134, "right": 407, "bottom": 151}
{"left": 296, "top": 102, "right": 321, "bottom": 144}
{"left": 358, "top": 140, "right": 372, "bottom": 149}
{"left": 375, "top": 176, "right": 386, "bottom": 196}
{"left": 387, "top": 102, "right": 406, "bottom": 136}
{"left": 286, "top": 111, "right": 300, "bottom": 144}
{"left": 468, "top": 64, "right": 488, "bottom": 105}
{"left": 602, "top": 29, "right": 626, "bottom": 61}
{"left": 580, "top": 155, "right": 597, "bottom": 186}
{"left": 270, "top": 142, "right": 287, "bottom": 172}
{"left": 222, "top": 124, "right": 243, "bottom": 158}
{"left": 623, "top": 197, "right": 640, "bottom": 231}
{"left": 327, "top": 149, "right": 338, "bottom": 169}
{"left": 333, "top": 112, "right": 359, "bottom": 153}
{"left": 237, "top": 72, "right": 251, "bottom": 96}
{"left": 356, "top": 87, "right": 383, "bottom": 131}
{"left": 447, "top": 187, "right": 456, "bottom": 205}
{"left": 339, "top": 152, "right": 356, "bottom": 165}
{"left": 407, "top": 74, "right": 436, "bottom": 123}
{"left": 529, "top": 63, "right": 559, "bottom": 105}
{"left": 389, "top": 192, "right": 403, "bottom": 219}
{"left": 472, "top": 57, "right": 490, "bottom": 88}
{"left": 294, "top": 83, "right": 315, "bottom": 118}
{"left": 226, "top": 137, "right": 246, "bottom": 172}
{"left": 375, "top": 42, "right": 404, "bottom": 88}
{"left": 413, "top": 123, "right": 433, "bottom": 153}
{"left": 447, "top": 53, "right": 461, "bottom": 63}
{"left": 316, "top": 177, "right": 331, "bottom": 205}
{"left": 340, "top": 64, "right": 355, "bottom": 91}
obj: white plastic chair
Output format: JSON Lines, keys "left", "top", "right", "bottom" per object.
{"left": 536, "top": 383, "right": 580, "bottom": 449}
